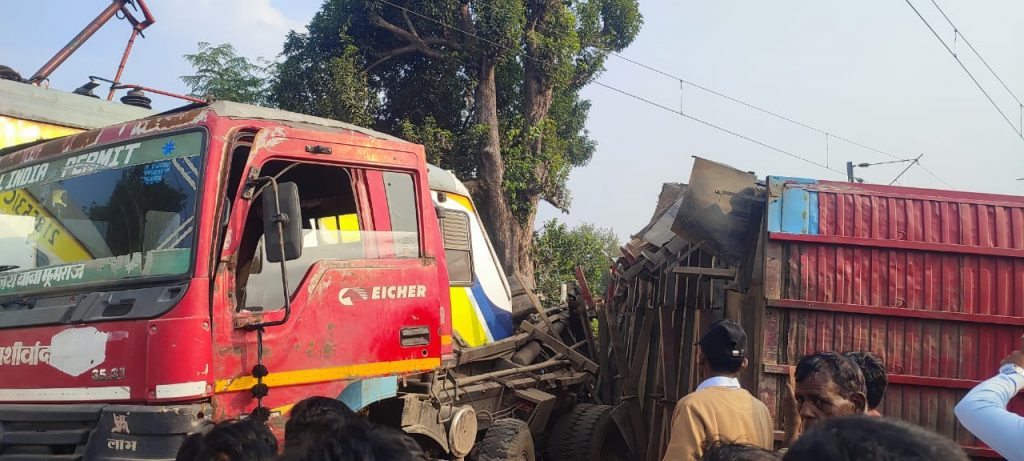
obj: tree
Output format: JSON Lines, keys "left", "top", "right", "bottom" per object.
{"left": 181, "top": 42, "right": 270, "bottom": 104}
{"left": 269, "top": 0, "right": 642, "bottom": 286}
{"left": 532, "top": 219, "right": 619, "bottom": 304}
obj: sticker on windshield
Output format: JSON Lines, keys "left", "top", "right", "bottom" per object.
{"left": 0, "top": 132, "right": 202, "bottom": 193}
{"left": 0, "top": 249, "right": 190, "bottom": 295}
{"left": 143, "top": 161, "right": 172, "bottom": 185}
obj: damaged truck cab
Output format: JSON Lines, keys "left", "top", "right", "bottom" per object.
{"left": 0, "top": 102, "right": 465, "bottom": 459}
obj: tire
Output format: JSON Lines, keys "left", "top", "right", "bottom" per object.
{"left": 470, "top": 418, "right": 536, "bottom": 461}
{"left": 545, "top": 404, "right": 629, "bottom": 461}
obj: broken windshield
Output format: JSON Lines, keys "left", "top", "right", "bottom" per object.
{"left": 0, "top": 131, "right": 203, "bottom": 297}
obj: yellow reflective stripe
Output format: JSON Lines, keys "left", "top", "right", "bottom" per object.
{"left": 446, "top": 193, "right": 474, "bottom": 212}
{"left": 214, "top": 357, "right": 440, "bottom": 393}
{"left": 441, "top": 335, "right": 452, "bottom": 346}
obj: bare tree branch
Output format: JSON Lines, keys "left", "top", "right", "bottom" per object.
{"left": 401, "top": 9, "right": 420, "bottom": 39}
{"left": 369, "top": 13, "right": 461, "bottom": 65}
{"left": 364, "top": 43, "right": 422, "bottom": 72}
{"left": 372, "top": 14, "right": 419, "bottom": 42}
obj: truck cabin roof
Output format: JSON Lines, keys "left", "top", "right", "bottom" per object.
{"left": 0, "top": 100, "right": 411, "bottom": 167}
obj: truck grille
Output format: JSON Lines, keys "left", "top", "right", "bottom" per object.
{"left": 0, "top": 404, "right": 104, "bottom": 460}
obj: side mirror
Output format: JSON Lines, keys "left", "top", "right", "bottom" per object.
{"left": 262, "top": 181, "right": 303, "bottom": 262}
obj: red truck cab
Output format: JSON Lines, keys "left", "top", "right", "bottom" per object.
{"left": 0, "top": 102, "right": 452, "bottom": 459}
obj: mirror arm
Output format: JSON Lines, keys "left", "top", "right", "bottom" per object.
{"left": 245, "top": 177, "right": 294, "bottom": 420}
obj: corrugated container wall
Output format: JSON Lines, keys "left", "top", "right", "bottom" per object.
{"left": 760, "top": 177, "right": 1024, "bottom": 458}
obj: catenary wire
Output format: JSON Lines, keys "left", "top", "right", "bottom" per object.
{"left": 904, "top": 0, "right": 1024, "bottom": 141}
{"left": 377, "top": 0, "right": 847, "bottom": 177}
{"left": 530, "top": 18, "right": 963, "bottom": 187}
{"left": 527, "top": 12, "right": 976, "bottom": 188}
{"left": 928, "top": 0, "right": 1023, "bottom": 108}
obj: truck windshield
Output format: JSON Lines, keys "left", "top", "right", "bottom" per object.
{"left": 0, "top": 132, "right": 203, "bottom": 297}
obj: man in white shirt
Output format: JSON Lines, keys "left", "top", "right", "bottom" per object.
{"left": 955, "top": 337, "right": 1024, "bottom": 461}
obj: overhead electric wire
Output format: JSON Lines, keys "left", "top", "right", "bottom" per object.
{"left": 600, "top": 48, "right": 961, "bottom": 188}
{"left": 377, "top": 0, "right": 846, "bottom": 177}
{"left": 904, "top": 0, "right": 1024, "bottom": 141}
{"left": 928, "top": 0, "right": 1023, "bottom": 109}
{"left": 591, "top": 81, "right": 844, "bottom": 174}
{"left": 599, "top": 51, "right": 908, "bottom": 163}
{"left": 888, "top": 154, "right": 924, "bottom": 186}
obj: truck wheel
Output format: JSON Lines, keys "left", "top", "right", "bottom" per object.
{"left": 469, "top": 418, "right": 536, "bottom": 461}
{"left": 545, "top": 404, "right": 629, "bottom": 461}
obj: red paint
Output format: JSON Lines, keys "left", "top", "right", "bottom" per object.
{"left": 769, "top": 232, "right": 1024, "bottom": 258}
{"left": 0, "top": 106, "right": 451, "bottom": 439}
{"left": 765, "top": 179, "right": 1024, "bottom": 454}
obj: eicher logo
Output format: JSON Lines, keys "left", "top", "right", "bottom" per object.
{"left": 337, "top": 288, "right": 369, "bottom": 306}
{"left": 338, "top": 285, "right": 427, "bottom": 306}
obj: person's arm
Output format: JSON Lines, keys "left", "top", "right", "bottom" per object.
{"left": 955, "top": 345, "right": 1024, "bottom": 461}
{"left": 781, "top": 366, "right": 801, "bottom": 448}
{"left": 662, "top": 400, "right": 704, "bottom": 461}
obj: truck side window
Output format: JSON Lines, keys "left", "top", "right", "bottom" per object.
{"left": 239, "top": 161, "right": 363, "bottom": 312}
{"left": 441, "top": 210, "right": 473, "bottom": 286}
{"left": 381, "top": 172, "right": 420, "bottom": 258}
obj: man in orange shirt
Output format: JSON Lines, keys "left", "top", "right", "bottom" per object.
{"left": 662, "top": 320, "right": 773, "bottom": 460}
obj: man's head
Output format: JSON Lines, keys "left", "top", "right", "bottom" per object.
{"left": 794, "top": 352, "right": 867, "bottom": 427}
{"left": 843, "top": 351, "right": 887, "bottom": 411}
{"left": 193, "top": 418, "right": 278, "bottom": 461}
{"left": 781, "top": 415, "right": 968, "bottom": 461}
{"left": 175, "top": 431, "right": 206, "bottom": 461}
{"left": 285, "top": 396, "right": 356, "bottom": 448}
{"left": 277, "top": 417, "right": 427, "bottom": 461}
{"left": 701, "top": 441, "right": 779, "bottom": 461}
{"left": 698, "top": 320, "right": 749, "bottom": 376}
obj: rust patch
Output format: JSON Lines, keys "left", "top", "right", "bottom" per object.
{"left": 321, "top": 341, "right": 335, "bottom": 358}
{"left": 129, "top": 109, "right": 209, "bottom": 137}
{"left": 1, "top": 107, "right": 211, "bottom": 170}
{"left": 60, "top": 130, "right": 102, "bottom": 153}
{"left": 252, "top": 127, "right": 287, "bottom": 151}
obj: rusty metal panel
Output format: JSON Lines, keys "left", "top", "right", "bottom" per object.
{"left": 672, "top": 157, "right": 760, "bottom": 265}
{"left": 763, "top": 177, "right": 1024, "bottom": 456}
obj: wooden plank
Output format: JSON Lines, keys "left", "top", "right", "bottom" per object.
{"left": 521, "top": 322, "right": 599, "bottom": 374}
{"left": 658, "top": 277, "right": 679, "bottom": 404}
{"left": 574, "top": 266, "right": 600, "bottom": 361}
{"left": 671, "top": 266, "right": 737, "bottom": 279}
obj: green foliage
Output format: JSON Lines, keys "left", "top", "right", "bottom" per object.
{"left": 532, "top": 219, "right": 619, "bottom": 305}
{"left": 181, "top": 42, "right": 269, "bottom": 104}
{"left": 269, "top": 0, "right": 641, "bottom": 202}
{"left": 270, "top": 6, "right": 377, "bottom": 126}
{"left": 260, "top": 0, "right": 641, "bottom": 275}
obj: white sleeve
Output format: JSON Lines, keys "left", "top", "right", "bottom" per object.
{"left": 955, "top": 371, "right": 1024, "bottom": 461}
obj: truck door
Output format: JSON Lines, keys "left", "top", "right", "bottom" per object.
{"left": 211, "top": 130, "right": 444, "bottom": 420}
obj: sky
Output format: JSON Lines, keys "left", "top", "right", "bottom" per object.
{"left": 2, "top": 1, "right": 1022, "bottom": 242}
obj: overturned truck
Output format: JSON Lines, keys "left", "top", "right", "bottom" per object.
{"left": 601, "top": 157, "right": 1024, "bottom": 460}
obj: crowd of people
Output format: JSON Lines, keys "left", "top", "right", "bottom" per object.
{"left": 174, "top": 320, "right": 1024, "bottom": 460}
{"left": 174, "top": 396, "right": 428, "bottom": 461}
{"left": 664, "top": 319, "right": 1024, "bottom": 461}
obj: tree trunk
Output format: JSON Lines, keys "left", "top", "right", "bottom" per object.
{"left": 471, "top": 60, "right": 529, "bottom": 281}
{"left": 505, "top": 20, "right": 559, "bottom": 285}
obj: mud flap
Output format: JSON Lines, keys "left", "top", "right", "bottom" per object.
{"left": 338, "top": 376, "right": 398, "bottom": 412}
